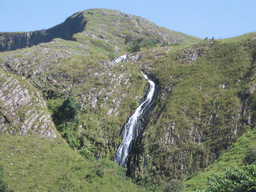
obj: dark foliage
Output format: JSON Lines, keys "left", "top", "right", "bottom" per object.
{"left": 243, "top": 146, "right": 256, "bottom": 165}
{"left": 125, "top": 34, "right": 133, "bottom": 44}
{"left": 0, "top": 166, "right": 9, "bottom": 192}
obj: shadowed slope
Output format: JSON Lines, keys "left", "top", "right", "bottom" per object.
{"left": 0, "top": 12, "right": 87, "bottom": 52}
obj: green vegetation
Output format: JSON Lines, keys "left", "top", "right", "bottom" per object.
{"left": 129, "top": 32, "right": 256, "bottom": 187}
{"left": 124, "top": 34, "right": 159, "bottom": 52}
{"left": 164, "top": 179, "right": 184, "bottom": 192}
{"left": 243, "top": 146, "right": 256, "bottom": 165}
{"left": 13, "top": 54, "right": 22, "bottom": 58}
{"left": 0, "top": 166, "right": 9, "bottom": 192}
{"left": 0, "top": 134, "right": 142, "bottom": 191}
{"left": 185, "top": 122, "right": 256, "bottom": 191}
{"left": 2, "top": 8, "right": 256, "bottom": 191}
{"left": 47, "top": 97, "right": 81, "bottom": 149}
{"left": 197, "top": 165, "right": 256, "bottom": 192}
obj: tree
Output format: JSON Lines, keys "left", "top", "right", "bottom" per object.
{"left": 58, "top": 96, "right": 81, "bottom": 123}
{"left": 49, "top": 97, "right": 81, "bottom": 149}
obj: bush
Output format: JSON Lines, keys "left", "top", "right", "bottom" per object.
{"left": 243, "top": 146, "right": 256, "bottom": 165}
{"left": 149, "top": 184, "right": 162, "bottom": 192}
{"left": 47, "top": 97, "right": 81, "bottom": 149}
{"left": 165, "top": 179, "right": 184, "bottom": 192}
{"left": 86, "top": 172, "right": 93, "bottom": 178}
{"left": 0, "top": 166, "right": 9, "bottom": 192}
{"left": 96, "top": 169, "right": 104, "bottom": 178}
{"left": 199, "top": 165, "right": 256, "bottom": 192}
{"left": 141, "top": 39, "right": 157, "bottom": 48}
{"left": 78, "top": 147, "right": 92, "bottom": 158}
{"left": 58, "top": 96, "right": 81, "bottom": 122}
{"left": 161, "top": 41, "right": 169, "bottom": 47}
{"left": 125, "top": 34, "right": 133, "bottom": 44}
{"left": 130, "top": 40, "right": 140, "bottom": 52}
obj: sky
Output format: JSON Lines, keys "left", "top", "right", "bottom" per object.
{"left": 1, "top": 0, "right": 255, "bottom": 39}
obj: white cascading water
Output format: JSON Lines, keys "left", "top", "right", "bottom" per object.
{"left": 111, "top": 54, "right": 127, "bottom": 63}
{"left": 112, "top": 54, "right": 156, "bottom": 167}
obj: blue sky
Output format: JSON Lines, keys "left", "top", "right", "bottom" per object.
{"left": 1, "top": 0, "right": 255, "bottom": 39}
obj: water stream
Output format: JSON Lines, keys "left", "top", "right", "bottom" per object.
{"left": 112, "top": 55, "right": 156, "bottom": 167}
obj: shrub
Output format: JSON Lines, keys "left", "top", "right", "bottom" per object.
{"left": 0, "top": 166, "right": 9, "bottom": 192}
{"left": 165, "top": 179, "right": 184, "bottom": 192}
{"left": 47, "top": 97, "right": 81, "bottom": 149}
{"left": 86, "top": 172, "right": 93, "bottom": 178}
{"left": 130, "top": 40, "right": 140, "bottom": 52}
{"left": 78, "top": 147, "right": 92, "bottom": 158}
{"left": 141, "top": 39, "right": 157, "bottom": 48}
{"left": 149, "top": 184, "right": 162, "bottom": 191}
{"left": 58, "top": 96, "right": 81, "bottom": 122}
{"left": 243, "top": 146, "right": 256, "bottom": 165}
{"left": 198, "top": 165, "right": 256, "bottom": 192}
{"left": 161, "top": 41, "right": 169, "bottom": 47}
{"left": 96, "top": 169, "right": 104, "bottom": 178}
{"left": 125, "top": 34, "right": 133, "bottom": 44}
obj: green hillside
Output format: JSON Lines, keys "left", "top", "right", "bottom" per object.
{"left": 1, "top": 8, "right": 256, "bottom": 191}
{"left": 0, "top": 67, "right": 143, "bottom": 191}
{"left": 0, "top": 135, "right": 143, "bottom": 191}
{"left": 127, "top": 31, "right": 256, "bottom": 187}
{"left": 185, "top": 125, "right": 256, "bottom": 191}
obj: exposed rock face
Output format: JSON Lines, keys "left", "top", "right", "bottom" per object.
{"left": 0, "top": 70, "right": 57, "bottom": 139}
{"left": 0, "top": 12, "right": 87, "bottom": 52}
{"left": 180, "top": 41, "right": 215, "bottom": 63}
{"left": 0, "top": 46, "right": 71, "bottom": 79}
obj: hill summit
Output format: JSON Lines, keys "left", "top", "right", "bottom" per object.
{"left": 0, "top": 8, "right": 200, "bottom": 52}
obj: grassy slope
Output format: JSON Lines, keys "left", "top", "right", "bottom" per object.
{"left": 73, "top": 9, "right": 201, "bottom": 53}
{"left": 0, "top": 67, "right": 142, "bottom": 191}
{"left": 185, "top": 126, "right": 256, "bottom": 191}
{"left": 183, "top": 33, "right": 256, "bottom": 192}
{"left": 127, "top": 32, "right": 256, "bottom": 186}
{"left": 0, "top": 134, "right": 142, "bottom": 192}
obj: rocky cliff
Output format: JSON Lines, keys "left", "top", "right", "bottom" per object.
{"left": 0, "top": 11, "right": 86, "bottom": 52}
{"left": 0, "top": 68, "right": 57, "bottom": 138}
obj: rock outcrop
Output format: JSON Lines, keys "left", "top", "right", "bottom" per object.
{"left": 0, "top": 69, "right": 57, "bottom": 138}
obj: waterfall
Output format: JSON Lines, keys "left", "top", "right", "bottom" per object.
{"left": 112, "top": 54, "right": 156, "bottom": 167}
{"left": 111, "top": 54, "right": 127, "bottom": 63}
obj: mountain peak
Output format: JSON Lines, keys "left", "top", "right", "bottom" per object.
{"left": 0, "top": 8, "right": 200, "bottom": 52}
